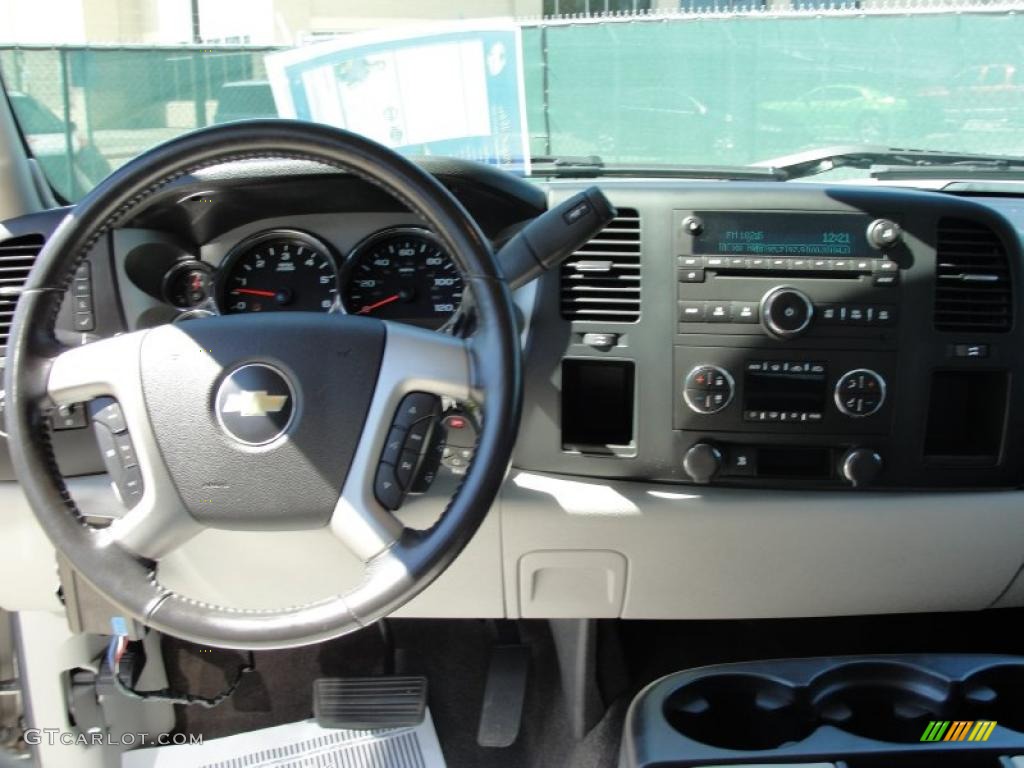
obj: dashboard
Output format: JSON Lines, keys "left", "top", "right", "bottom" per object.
{"left": 3, "top": 159, "right": 1024, "bottom": 623}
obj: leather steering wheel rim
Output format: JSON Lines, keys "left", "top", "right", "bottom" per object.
{"left": 3, "top": 120, "right": 522, "bottom": 649}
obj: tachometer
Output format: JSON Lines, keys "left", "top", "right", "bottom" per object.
{"left": 219, "top": 230, "right": 339, "bottom": 314}
{"left": 341, "top": 228, "right": 463, "bottom": 329}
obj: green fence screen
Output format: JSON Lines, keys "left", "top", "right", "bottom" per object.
{"left": 2, "top": 10, "right": 1023, "bottom": 200}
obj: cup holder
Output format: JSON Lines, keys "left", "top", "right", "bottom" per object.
{"left": 663, "top": 673, "right": 816, "bottom": 750}
{"left": 809, "top": 662, "right": 953, "bottom": 744}
{"left": 961, "top": 664, "right": 1024, "bottom": 732}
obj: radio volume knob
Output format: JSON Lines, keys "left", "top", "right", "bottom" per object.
{"left": 761, "top": 286, "right": 814, "bottom": 339}
{"left": 866, "top": 218, "right": 902, "bottom": 249}
{"left": 841, "top": 448, "right": 883, "bottom": 487}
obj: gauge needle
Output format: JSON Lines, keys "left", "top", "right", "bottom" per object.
{"left": 357, "top": 294, "right": 401, "bottom": 314}
{"left": 232, "top": 288, "right": 277, "bottom": 298}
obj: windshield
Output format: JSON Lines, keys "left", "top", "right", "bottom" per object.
{"left": 1, "top": 2, "right": 1021, "bottom": 199}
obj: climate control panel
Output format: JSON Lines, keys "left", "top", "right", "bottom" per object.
{"left": 675, "top": 350, "right": 895, "bottom": 435}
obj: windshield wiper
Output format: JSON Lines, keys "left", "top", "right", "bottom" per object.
{"left": 529, "top": 155, "right": 782, "bottom": 180}
{"left": 759, "top": 145, "right": 1024, "bottom": 181}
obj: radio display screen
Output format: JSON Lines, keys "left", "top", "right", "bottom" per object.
{"left": 744, "top": 364, "right": 827, "bottom": 414}
{"left": 691, "top": 212, "right": 870, "bottom": 258}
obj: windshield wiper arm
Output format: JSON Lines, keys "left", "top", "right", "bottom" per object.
{"left": 757, "top": 145, "right": 1024, "bottom": 181}
{"left": 529, "top": 155, "right": 782, "bottom": 180}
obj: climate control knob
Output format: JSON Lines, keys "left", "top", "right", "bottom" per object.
{"left": 835, "top": 369, "right": 886, "bottom": 418}
{"left": 683, "top": 442, "right": 722, "bottom": 484}
{"left": 840, "top": 448, "right": 883, "bottom": 487}
{"left": 683, "top": 365, "right": 735, "bottom": 414}
{"left": 761, "top": 286, "right": 814, "bottom": 339}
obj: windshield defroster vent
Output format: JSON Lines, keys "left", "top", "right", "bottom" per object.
{"left": 934, "top": 218, "right": 1012, "bottom": 333}
{"left": 0, "top": 233, "right": 45, "bottom": 355}
{"left": 560, "top": 207, "right": 641, "bottom": 322}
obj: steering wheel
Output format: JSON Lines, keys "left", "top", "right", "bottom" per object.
{"left": 3, "top": 120, "right": 522, "bottom": 649}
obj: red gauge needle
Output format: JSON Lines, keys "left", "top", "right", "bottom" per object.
{"left": 232, "top": 288, "right": 277, "bottom": 298}
{"left": 357, "top": 294, "right": 401, "bottom": 315}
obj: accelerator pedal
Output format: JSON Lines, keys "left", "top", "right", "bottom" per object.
{"left": 313, "top": 676, "right": 428, "bottom": 730}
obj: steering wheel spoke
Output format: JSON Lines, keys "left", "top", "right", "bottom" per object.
{"left": 330, "top": 321, "right": 474, "bottom": 561}
{"left": 47, "top": 332, "right": 201, "bottom": 559}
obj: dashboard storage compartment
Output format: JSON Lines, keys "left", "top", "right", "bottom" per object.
{"left": 622, "top": 655, "right": 1024, "bottom": 767}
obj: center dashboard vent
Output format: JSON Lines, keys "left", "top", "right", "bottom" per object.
{"left": 934, "top": 217, "right": 1012, "bottom": 333}
{"left": 560, "top": 207, "right": 641, "bottom": 322}
{"left": 1, "top": 233, "right": 45, "bottom": 355}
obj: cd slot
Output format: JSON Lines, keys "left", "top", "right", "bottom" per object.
{"left": 715, "top": 267, "right": 862, "bottom": 279}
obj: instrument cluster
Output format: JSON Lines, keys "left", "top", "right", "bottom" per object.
{"left": 163, "top": 227, "right": 464, "bottom": 330}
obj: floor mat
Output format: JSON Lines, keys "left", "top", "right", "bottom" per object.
{"left": 121, "top": 711, "right": 446, "bottom": 768}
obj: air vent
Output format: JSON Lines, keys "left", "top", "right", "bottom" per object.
{"left": 0, "top": 233, "right": 45, "bottom": 355}
{"left": 560, "top": 208, "right": 641, "bottom": 322}
{"left": 934, "top": 218, "right": 1012, "bottom": 333}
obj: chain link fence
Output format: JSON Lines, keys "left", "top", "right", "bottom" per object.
{"left": 2, "top": 6, "right": 1023, "bottom": 199}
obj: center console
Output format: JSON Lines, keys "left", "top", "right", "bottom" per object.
{"left": 515, "top": 182, "right": 1024, "bottom": 491}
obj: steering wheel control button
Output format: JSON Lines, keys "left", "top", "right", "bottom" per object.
{"left": 121, "top": 467, "right": 144, "bottom": 506}
{"left": 381, "top": 427, "right": 406, "bottom": 465}
{"left": 835, "top": 369, "right": 887, "bottom": 418}
{"left": 396, "top": 451, "right": 420, "bottom": 489}
{"left": 114, "top": 433, "right": 139, "bottom": 469}
{"left": 215, "top": 363, "right": 296, "bottom": 446}
{"left": 89, "top": 402, "right": 145, "bottom": 510}
{"left": 761, "top": 286, "right": 814, "bottom": 339}
{"left": 394, "top": 392, "right": 442, "bottom": 429}
{"left": 404, "top": 419, "right": 432, "bottom": 453}
{"left": 683, "top": 365, "right": 735, "bottom": 415}
{"left": 374, "top": 463, "right": 403, "bottom": 510}
{"left": 90, "top": 398, "right": 127, "bottom": 434}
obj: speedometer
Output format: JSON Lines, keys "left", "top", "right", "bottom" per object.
{"left": 341, "top": 228, "right": 463, "bottom": 329}
{"left": 219, "top": 229, "right": 339, "bottom": 314}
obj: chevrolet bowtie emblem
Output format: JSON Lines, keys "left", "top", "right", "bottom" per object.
{"left": 221, "top": 390, "right": 289, "bottom": 417}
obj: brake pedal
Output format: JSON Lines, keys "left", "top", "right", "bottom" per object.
{"left": 313, "top": 676, "right": 427, "bottom": 730}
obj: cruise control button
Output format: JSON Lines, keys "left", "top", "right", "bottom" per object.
{"left": 93, "top": 422, "right": 120, "bottom": 468}
{"left": 114, "top": 433, "right": 138, "bottom": 469}
{"left": 394, "top": 392, "right": 440, "bottom": 428}
{"left": 404, "top": 419, "right": 432, "bottom": 454}
{"left": 120, "top": 466, "right": 144, "bottom": 507}
{"left": 374, "top": 464, "right": 403, "bottom": 510}
{"left": 381, "top": 426, "right": 406, "bottom": 465}
{"left": 91, "top": 399, "right": 127, "bottom": 434}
